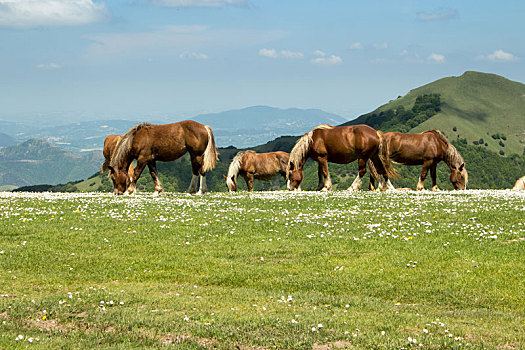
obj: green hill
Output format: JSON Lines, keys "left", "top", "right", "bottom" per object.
{"left": 344, "top": 71, "right": 525, "bottom": 155}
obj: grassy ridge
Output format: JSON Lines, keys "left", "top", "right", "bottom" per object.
{"left": 1, "top": 191, "right": 524, "bottom": 349}
{"left": 346, "top": 71, "right": 525, "bottom": 155}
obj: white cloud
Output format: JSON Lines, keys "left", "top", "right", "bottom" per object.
{"left": 0, "top": 0, "right": 109, "bottom": 28}
{"left": 37, "top": 63, "right": 61, "bottom": 70}
{"left": 400, "top": 49, "right": 424, "bottom": 63}
{"left": 373, "top": 42, "right": 388, "bottom": 50}
{"left": 259, "top": 48, "right": 303, "bottom": 59}
{"left": 479, "top": 49, "right": 518, "bottom": 62}
{"left": 350, "top": 42, "right": 363, "bottom": 50}
{"left": 86, "top": 26, "right": 286, "bottom": 59}
{"left": 417, "top": 8, "right": 457, "bottom": 21}
{"left": 311, "top": 51, "right": 343, "bottom": 65}
{"left": 179, "top": 51, "right": 208, "bottom": 60}
{"left": 152, "top": 0, "right": 246, "bottom": 7}
{"left": 428, "top": 53, "right": 445, "bottom": 63}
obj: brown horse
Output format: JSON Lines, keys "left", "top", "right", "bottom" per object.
{"left": 225, "top": 150, "right": 290, "bottom": 191}
{"left": 367, "top": 130, "right": 468, "bottom": 191}
{"left": 101, "top": 135, "right": 135, "bottom": 179}
{"left": 101, "top": 135, "right": 135, "bottom": 191}
{"left": 286, "top": 124, "right": 396, "bottom": 191}
{"left": 513, "top": 176, "right": 525, "bottom": 190}
{"left": 108, "top": 120, "right": 218, "bottom": 195}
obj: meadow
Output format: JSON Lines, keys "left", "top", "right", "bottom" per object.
{"left": 0, "top": 190, "right": 524, "bottom": 349}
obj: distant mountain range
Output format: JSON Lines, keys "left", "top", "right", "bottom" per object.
{"left": 0, "top": 106, "right": 347, "bottom": 154}
{"left": 4, "top": 71, "right": 525, "bottom": 190}
{"left": 191, "top": 106, "right": 347, "bottom": 148}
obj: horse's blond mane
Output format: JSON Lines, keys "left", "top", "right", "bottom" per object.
{"left": 110, "top": 123, "right": 152, "bottom": 168}
{"left": 430, "top": 129, "right": 468, "bottom": 184}
{"left": 289, "top": 124, "right": 334, "bottom": 169}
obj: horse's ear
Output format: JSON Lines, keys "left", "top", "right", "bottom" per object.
{"left": 222, "top": 174, "right": 227, "bottom": 179}
{"left": 459, "top": 163, "right": 465, "bottom": 172}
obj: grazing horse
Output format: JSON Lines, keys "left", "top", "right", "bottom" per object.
{"left": 286, "top": 124, "right": 396, "bottom": 191}
{"left": 367, "top": 130, "right": 468, "bottom": 191}
{"left": 108, "top": 120, "right": 218, "bottom": 195}
{"left": 101, "top": 135, "right": 135, "bottom": 180}
{"left": 513, "top": 176, "right": 525, "bottom": 190}
{"left": 225, "top": 150, "right": 290, "bottom": 191}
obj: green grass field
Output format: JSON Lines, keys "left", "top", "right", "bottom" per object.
{"left": 1, "top": 190, "right": 524, "bottom": 349}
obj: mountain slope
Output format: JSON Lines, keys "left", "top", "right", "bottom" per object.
{"left": 0, "top": 132, "right": 16, "bottom": 147}
{"left": 344, "top": 71, "right": 525, "bottom": 155}
{"left": 0, "top": 139, "right": 103, "bottom": 187}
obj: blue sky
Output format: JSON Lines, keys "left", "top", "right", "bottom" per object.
{"left": 0, "top": 0, "right": 523, "bottom": 123}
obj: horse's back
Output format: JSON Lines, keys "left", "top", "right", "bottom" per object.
{"left": 133, "top": 121, "right": 209, "bottom": 161}
{"left": 243, "top": 151, "right": 287, "bottom": 178}
{"left": 313, "top": 125, "right": 379, "bottom": 162}
{"left": 386, "top": 131, "right": 445, "bottom": 165}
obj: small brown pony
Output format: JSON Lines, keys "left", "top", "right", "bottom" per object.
{"left": 225, "top": 150, "right": 290, "bottom": 191}
{"left": 101, "top": 135, "right": 134, "bottom": 180}
{"left": 367, "top": 130, "right": 468, "bottom": 191}
{"left": 287, "top": 124, "right": 396, "bottom": 191}
{"left": 513, "top": 176, "right": 525, "bottom": 190}
{"left": 108, "top": 120, "right": 218, "bottom": 195}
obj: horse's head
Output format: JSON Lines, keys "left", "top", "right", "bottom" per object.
{"left": 108, "top": 165, "right": 130, "bottom": 195}
{"left": 450, "top": 163, "right": 468, "bottom": 190}
{"left": 287, "top": 162, "right": 303, "bottom": 191}
{"left": 224, "top": 174, "right": 237, "bottom": 192}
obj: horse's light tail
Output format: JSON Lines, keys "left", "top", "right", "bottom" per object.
{"left": 367, "top": 159, "right": 379, "bottom": 182}
{"left": 377, "top": 130, "right": 397, "bottom": 179}
{"left": 202, "top": 125, "right": 218, "bottom": 173}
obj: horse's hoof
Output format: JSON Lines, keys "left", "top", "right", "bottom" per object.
{"left": 196, "top": 190, "right": 205, "bottom": 196}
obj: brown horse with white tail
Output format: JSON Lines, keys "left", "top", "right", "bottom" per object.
{"left": 225, "top": 150, "right": 290, "bottom": 191}
{"left": 108, "top": 120, "right": 218, "bottom": 195}
{"left": 286, "top": 124, "right": 396, "bottom": 191}
{"left": 367, "top": 130, "right": 468, "bottom": 191}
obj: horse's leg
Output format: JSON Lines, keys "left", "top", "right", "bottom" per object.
{"left": 316, "top": 161, "right": 325, "bottom": 191}
{"left": 190, "top": 154, "right": 208, "bottom": 196}
{"left": 417, "top": 160, "right": 432, "bottom": 191}
{"left": 246, "top": 173, "right": 254, "bottom": 192}
{"left": 187, "top": 175, "right": 198, "bottom": 194}
{"left": 197, "top": 173, "right": 207, "bottom": 196}
{"left": 148, "top": 161, "right": 163, "bottom": 195}
{"left": 348, "top": 159, "right": 366, "bottom": 191}
{"left": 368, "top": 174, "right": 376, "bottom": 191}
{"left": 318, "top": 157, "right": 331, "bottom": 191}
{"left": 430, "top": 164, "right": 439, "bottom": 191}
{"left": 125, "top": 159, "right": 147, "bottom": 195}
